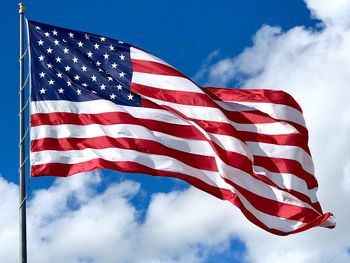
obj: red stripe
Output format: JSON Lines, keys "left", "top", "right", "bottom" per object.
{"left": 204, "top": 88, "right": 303, "bottom": 112}
{"left": 31, "top": 136, "right": 217, "bottom": 172}
{"left": 254, "top": 156, "right": 318, "bottom": 189}
{"left": 222, "top": 176, "right": 320, "bottom": 223}
{"left": 252, "top": 172, "right": 322, "bottom": 213}
{"left": 131, "top": 83, "right": 217, "bottom": 108}
{"left": 32, "top": 110, "right": 310, "bottom": 153}
{"left": 224, "top": 110, "right": 308, "bottom": 137}
{"left": 31, "top": 111, "right": 205, "bottom": 140}
{"left": 31, "top": 159, "right": 333, "bottom": 235}
{"left": 222, "top": 109, "right": 308, "bottom": 138}
{"left": 237, "top": 131, "right": 310, "bottom": 154}
{"left": 132, "top": 59, "right": 186, "bottom": 77}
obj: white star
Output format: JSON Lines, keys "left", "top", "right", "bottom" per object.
{"left": 65, "top": 65, "right": 71, "bottom": 72}
{"left": 119, "top": 54, "right": 125, "bottom": 60}
{"left": 46, "top": 48, "right": 52, "bottom": 53}
{"left": 35, "top": 26, "right": 41, "bottom": 30}
{"left": 100, "top": 84, "right": 106, "bottom": 90}
{"left": 110, "top": 93, "right": 116, "bottom": 99}
{"left": 100, "top": 37, "right": 106, "bottom": 42}
{"left": 39, "top": 72, "right": 46, "bottom": 78}
{"left": 39, "top": 88, "right": 46, "bottom": 94}
{"left": 85, "top": 34, "right": 90, "bottom": 40}
{"left": 87, "top": 51, "right": 93, "bottom": 58}
{"left": 96, "top": 61, "right": 101, "bottom": 66}
{"left": 82, "top": 83, "right": 88, "bottom": 87}
{"left": 57, "top": 72, "right": 62, "bottom": 78}
{"left": 58, "top": 88, "right": 64, "bottom": 93}
{"left": 94, "top": 43, "right": 100, "bottom": 49}
{"left": 54, "top": 39, "right": 60, "bottom": 45}
{"left": 68, "top": 32, "right": 74, "bottom": 38}
{"left": 103, "top": 53, "right": 109, "bottom": 59}
{"left": 91, "top": 75, "right": 97, "bottom": 81}
{"left": 98, "top": 68, "right": 103, "bottom": 72}
{"left": 76, "top": 89, "right": 82, "bottom": 95}
{"left": 128, "top": 93, "right": 134, "bottom": 100}
{"left": 63, "top": 47, "right": 69, "bottom": 54}
{"left": 48, "top": 79, "right": 55, "bottom": 85}
{"left": 81, "top": 65, "right": 87, "bottom": 72}
{"left": 118, "top": 41, "right": 124, "bottom": 44}
{"left": 44, "top": 32, "right": 50, "bottom": 37}
{"left": 109, "top": 45, "right": 114, "bottom": 51}
{"left": 38, "top": 40, "right": 44, "bottom": 45}
{"left": 72, "top": 57, "right": 78, "bottom": 63}
{"left": 74, "top": 75, "right": 81, "bottom": 80}
{"left": 119, "top": 72, "right": 125, "bottom": 78}
{"left": 116, "top": 84, "right": 122, "bottom": 90}
{"left": 108, "top": 76, "right": 113, "bottom": 81}
{"left": 92, "top": 90, "right": 97, "bottom": 94}
{"left": 67, "top": 81, "right": 72, "bottom": 86}
{"left": 47, "top": 63, "right": 53, "bottom": 68}
{"left": 111, "top": 63, "right": 118, "bottom": 68}
{"left": 38, "top": 55, "right": 45, "bottom": 61}
{"left": 56, "top": 57, "right": 62, "bottom": 63}
{"left": 78, "top": 41, "right": 84, "bottom": 47}
{"left": 52, "top": 30, "right": 58, "bottom": 36}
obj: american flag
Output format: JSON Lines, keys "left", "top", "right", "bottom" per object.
{"left": 27, "top": 20, "right": 335, "bottom": 235}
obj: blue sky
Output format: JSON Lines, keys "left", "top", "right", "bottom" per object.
{"left": 3, "top": 1, "right": 350, "bottom": 263}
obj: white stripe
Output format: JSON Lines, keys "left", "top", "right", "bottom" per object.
{"left": 31, "top": 100, "right": 189, "bottom": 125}
{"left": 32, "top": 123, "right": 216, "bottom": 157}
{"left": 132, "top": 72, "right": 204, "bottom": 93}
{"left": 215, "top": 158, "right": 318, "bottom": 213}
{"left": 247, "top": 142, "right": 314, "bottom": 174}
{"left": 31, "top": 147, "right": 227, "bottom": 188}
{"left": 142, "top": 96, "right": 299, "bottom": 135}
{"left": 233, "top": 188, "right": 306, "bottom": 232}
{"left": 253, "top": 165, "right": 318, "bottom": 203}
{"left": 130, "top": 47, "right": 175, "bottom": 68}
{"left": 217, "top": 101, "right": 306, "bottom": 127}
{"left": 32, "top": 100, "right": 298, "bottom": 135}
{"left": 31, "top": 123, "right": 251, "bottom": 161}
{"left": 31, "top": 147, "right": 317, "bottom": 214}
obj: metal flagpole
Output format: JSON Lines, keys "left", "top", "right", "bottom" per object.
{"left": 19, "top": 2, "right": 27, "bottom": 263}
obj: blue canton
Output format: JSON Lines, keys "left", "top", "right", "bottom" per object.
{"left": 27, "top": 20, "right": 141, "bottom": 106}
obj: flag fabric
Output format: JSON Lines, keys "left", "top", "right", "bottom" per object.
{"left": 27, "top": 20, "right": 335, "bottom": 235}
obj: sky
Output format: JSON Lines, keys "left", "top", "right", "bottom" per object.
{"left": 0, "top": 0, "right": 349, "bottom": 262}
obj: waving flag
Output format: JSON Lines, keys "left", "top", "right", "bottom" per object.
{"left": 27, "top": 20, "right": 335, "bottom": 235}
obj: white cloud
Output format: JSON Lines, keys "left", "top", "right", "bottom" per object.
{"left": 0, "top": 173, "right": 246, "bottom": 263}
{"left": 305, "top": 0, "right": 350, "bottom": 27}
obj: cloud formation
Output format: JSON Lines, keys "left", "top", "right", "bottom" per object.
{"left": 1, "top": 173, "right": 247, "bottom": 263}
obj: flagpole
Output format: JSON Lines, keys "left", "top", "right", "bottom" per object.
{"left": 19, "top": 3, "right": 27, "bottom": 263}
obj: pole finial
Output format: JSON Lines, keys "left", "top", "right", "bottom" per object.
{"left": 19, "top": 3, "right": 25, "bottom": 14}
